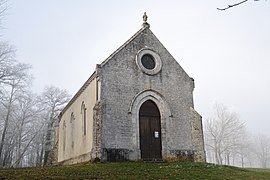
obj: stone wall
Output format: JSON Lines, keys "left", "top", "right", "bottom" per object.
{"left": 91, "top": 101, "right": 102, "bottom": 161}
{"left": 190, "top": 107, "right": 206, "bottom": 162}
{"left": 57, "top": 75, "right": 97, "bottom": 163}
{"left": 98, "top": 26, "right": 204, "bottom": 161}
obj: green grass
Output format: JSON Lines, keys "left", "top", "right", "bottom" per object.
{"left": 0, "top": 162, "right": 269, "bottom": 179}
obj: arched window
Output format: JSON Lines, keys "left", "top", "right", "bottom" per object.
{"left": 70, "top": 112, "right": 75, "bottom": 123}
{"left": 81, "top": 102, "right": 87, "bottom": 136}
{"left": 70, "top": 113, "right": 75, "bottom": 148}
{"left": 63, "top": 120, "right": 66, "bottom": 151}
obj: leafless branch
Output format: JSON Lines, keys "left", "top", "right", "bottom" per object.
{"left": 11, "top": 124, "right": 44, "bottom": 167}
{"left": 217, "top": 0, "right": 249, "bottom": 10}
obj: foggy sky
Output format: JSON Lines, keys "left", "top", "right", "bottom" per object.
{"left": 3, "top": 1, "right": 270, "bottom": 137}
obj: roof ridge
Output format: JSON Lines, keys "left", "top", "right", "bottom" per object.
{"left": 59, "top": 27, "right": 149, "bottom": 119}
{"left": 59, "top": 71, "right": 96, "bottom": 118}
{"left": 100, "top": 27, "right": 148, "bottom": 67}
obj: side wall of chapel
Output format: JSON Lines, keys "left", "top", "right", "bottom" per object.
{"left": 57, "top": 76, "right": 97, "bottom": 164}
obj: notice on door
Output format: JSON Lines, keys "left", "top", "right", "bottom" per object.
{"left": 154, "top": 131, "right": 159, "bottom": 138}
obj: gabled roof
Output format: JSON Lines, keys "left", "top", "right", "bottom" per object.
{"left": 59, "top": 16, "right": 191, "bottom": 119}
{"left": 59, "top": 26, "right": 149, "bottom": 119}
{"left": 59, "top": 71, "right": 96, "bottom": 118}
{"left": 99, "top": 26, "right": 148, "bottom": 67}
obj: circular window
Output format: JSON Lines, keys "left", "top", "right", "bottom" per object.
{"left": 141, "top": 54, "right": 155, "bottom": 70}
{"left": 136, "top": 48, "right": 162, "bottom": 75}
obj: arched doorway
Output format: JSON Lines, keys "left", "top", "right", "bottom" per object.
{"left": 139, "top": 100, "right": 162, "bottom": 160}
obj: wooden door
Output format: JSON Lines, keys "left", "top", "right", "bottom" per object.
{"left": 139, "top": 100, "right": 162, "bottom": 160}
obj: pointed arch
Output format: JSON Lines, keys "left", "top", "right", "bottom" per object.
{"left": 70, "top": 112, "right": 75, "bottom": 148}
{"left": 81, "top": 101, "right": 87, "bottom": 136}
{"left": 70, "top": 112, "right": 75, "bottom": 123}
{"left": 128, "top": 89, "right": 172, "bottom": 116}
{"left": 63, "top": 120, "right": 66, "bottom": 151}
{"left": 139, "top": 100, "right": 162, "bottom": 160}
{"left": 128, "top": 89, "right": 172, "bottom": 160}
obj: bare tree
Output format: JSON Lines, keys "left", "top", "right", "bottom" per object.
{"left": 10, "top": 92, "right": 44, "bottom": 167}
{"left": 0, "top": 62, "right": 32, "bottom": 167}
{"left": 0, "top": 0, "right": 71, "bottom": 168}
{"left": 0, "top": 42, "right": 31, "bottom": 86}
{"left": 19, "top": 102, "right": 48, "bottom": 167}
{"left": 0, "top": 83, "right": 69, "bottom": 167}
{"left": 233, "top": 131, "right": 253, "bottom": 167}
{"left": 39, "top": 86, "right": 70, "bottom": 166}
{"left": 0, "top": 42, "right": 16, "bottom": 85}
{"left": 204, "top": 103, "right": 246, "bottom": 165}
{"left": 0, "top": 0, "right": 8, "bottom": 30}
{"left": 253, "top": 134, "right": 270, "bottom": 168}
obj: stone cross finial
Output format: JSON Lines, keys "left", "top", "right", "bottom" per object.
{"left": 143, "top": 12, "right": 148, "bottom": 23}
{"left": 142, "top": 12, "right": 150, "bottom": 28}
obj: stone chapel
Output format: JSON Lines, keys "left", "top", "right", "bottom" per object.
{"left": 55, "top": 13, "right": 206, "bottom": 165}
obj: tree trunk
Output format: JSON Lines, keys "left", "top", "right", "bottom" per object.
{"left": 226, "top": 152, "right": 230, "bottom": 165}
{"left": 15, "top": 115, "right": 25, "bottom": 167}
{"left": 0, "top": 87, "right": 14, "bottom": 166}
{"left": 241, "top": 155, "right": 244, "bottom": 168}
{"left": 38, "top": 137, "right": 45, "bottom": 167}
{"left": 35, "top": 142, "right": 40, "bottom": 167}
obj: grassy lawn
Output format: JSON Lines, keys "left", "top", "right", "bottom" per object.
{"left": 0, "top": 162, "right": 269, "bottom": 179}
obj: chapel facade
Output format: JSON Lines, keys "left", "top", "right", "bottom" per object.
{"left": 55, "top": 14, "right": 206, "bottom": 164}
